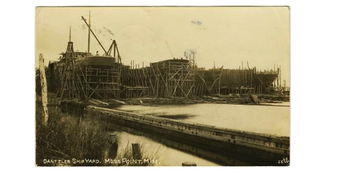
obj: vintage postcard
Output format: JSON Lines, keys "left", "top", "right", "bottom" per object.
{"left": 35, "top": 6, "right": 290, "bottom": 166}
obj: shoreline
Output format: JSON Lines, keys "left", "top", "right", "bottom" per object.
{"left": 104, "top": 94, "right": 290, "bottom": 108}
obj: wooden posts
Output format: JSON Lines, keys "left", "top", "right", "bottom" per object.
{"left": 147, "top": 59, "right": 194, "bottom": 98}
{"left": 218, "top": 72, "right": 221, "bottom": 95}
{"left": 39, "top": 54, "right": 49, "bottom": 126}
{"left": 277, "top": 66, "right": 280, "bottom": 87}
{"left": 132, "top": 143, "right": 142, "bottom": 159}
{"left": 119, "top": 59, "right": 280, "bottom": 98}
{"left": 182, "top": 162, "right": 197, "bottom": 166}
{"left": 280, "top": 65, "right": 282, "bottom": 88}
{"left": 108, "top": 141, "right": 119, "bottom": 159}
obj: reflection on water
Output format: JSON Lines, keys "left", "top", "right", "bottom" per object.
{"left": 82, "top": 103, "right": 289, "bottom": 165}
{"left": 260, "top": 102, "right": 290, "bottom": 107}
{"left": 108, "top": 129, "right": 220, "bottom": 166}
{"left": 115, "top": 103, "right": 290, "bottom": 137}
{"left": 156, "top": 114, "right": 195, "bottom": 119}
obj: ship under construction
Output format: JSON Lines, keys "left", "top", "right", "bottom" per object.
{"left": 47, "top": 14, "right": 285, "bottom": 101}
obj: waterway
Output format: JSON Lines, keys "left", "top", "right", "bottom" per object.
{"left": 114, "top": 103, "right": 290, "bottom": 137}
{"left": 104, "top": 103, "right": 290, "bottom": 166}
{"left": 108, "top": 129, "right": 221, "bottom": 166}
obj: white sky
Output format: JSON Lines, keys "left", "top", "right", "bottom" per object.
{"left": 36, "top": 7, "right": 290, "bottom": 85}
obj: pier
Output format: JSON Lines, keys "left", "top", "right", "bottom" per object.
{"left": 84, "top": 105, "right": 289, "bottom": 165}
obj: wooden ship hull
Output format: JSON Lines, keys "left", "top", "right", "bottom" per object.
{"left": 47, "top": 14, "right": 123, "bottom": 101}
{"left": 47, "top": 14, "right": 282, "bottom": 101}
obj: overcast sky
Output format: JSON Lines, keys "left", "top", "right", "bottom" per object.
{"left": 36, "top": 7, "right": 290, "bottom": 85}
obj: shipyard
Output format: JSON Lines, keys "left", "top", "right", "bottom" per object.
{"left": 36, "top": 8, "right": 290, "bottom": 166}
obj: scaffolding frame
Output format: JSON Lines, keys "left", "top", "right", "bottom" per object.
{"left": 150, "top": 59, "right": 195, "bottom": 98}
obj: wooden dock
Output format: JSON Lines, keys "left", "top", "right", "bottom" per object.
{"left": 86, "top": 105, "right": 290, "bottom": 165}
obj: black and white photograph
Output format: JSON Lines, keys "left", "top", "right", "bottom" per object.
{"left": 35, "top": 6, "right": 290, "bottom": 166}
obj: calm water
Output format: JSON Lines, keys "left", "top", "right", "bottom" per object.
{"left": 104, "top": 103, "right": 290, "bottom": 165}
{"left": 114, "top": 103, "right": 290, "bottom": 137}
{"left": 109, "top": 130, "right": 220, "bottom": 166}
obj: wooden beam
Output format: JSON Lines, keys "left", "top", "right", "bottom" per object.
{"left": 81, "top": 16, "right": 108, "bottom": 55}
{"left": 39, "top": 54, "right": 49, "bottom": 126}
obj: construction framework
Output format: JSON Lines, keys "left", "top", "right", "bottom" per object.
{"left": 48, "top": 41, "right": 123, "bottom": 100}
{"left": 194, "top": 66, "right": 281, "bottom": 96}
{"left": 149, "top": 59, "right": 195, "bottom": 98}
{"left": 46, "top": 13, "right": 284, "bottom": 101}
{"left": 120, "top": 63, "right": 150, "bottom": 99}
{"left": 48, "top": 14, "right": 123, "bottom": 101}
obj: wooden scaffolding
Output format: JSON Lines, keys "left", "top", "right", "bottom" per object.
{"left": 255, "top": 68, "right": 280, "bottom": 94}
{"left": 48, "top": 27, "right": 123, "bottom": 100}
{"left": 120, "top": 63, "right": 150, "bottom": 98}
{"left": 194, "top": 66, "right": 279, "bottom": 95}
{"left": 149, "top": 59, "right": 195, "bottom": 98}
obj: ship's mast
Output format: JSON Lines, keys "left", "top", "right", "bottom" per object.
{"left": 88, "top": 11, "right": 91, "bottom": 54}
{"left": 66, "top": 26, "right": 74, "bottom": 53}
{"left": 82, "top": 14, "right": 108, "bottom": 55}
{"left": 69, "top": 26, "right": 71, "bottom": 42}
{"left": 82, "top": 12, "right": 121, "bottom": 61}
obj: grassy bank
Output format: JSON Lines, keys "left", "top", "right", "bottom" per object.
{"left": 35, "top": 102, "right": 158, "bottom": 166}
{"left": 36, "top": 103, "right": 110, "bottom": 166}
